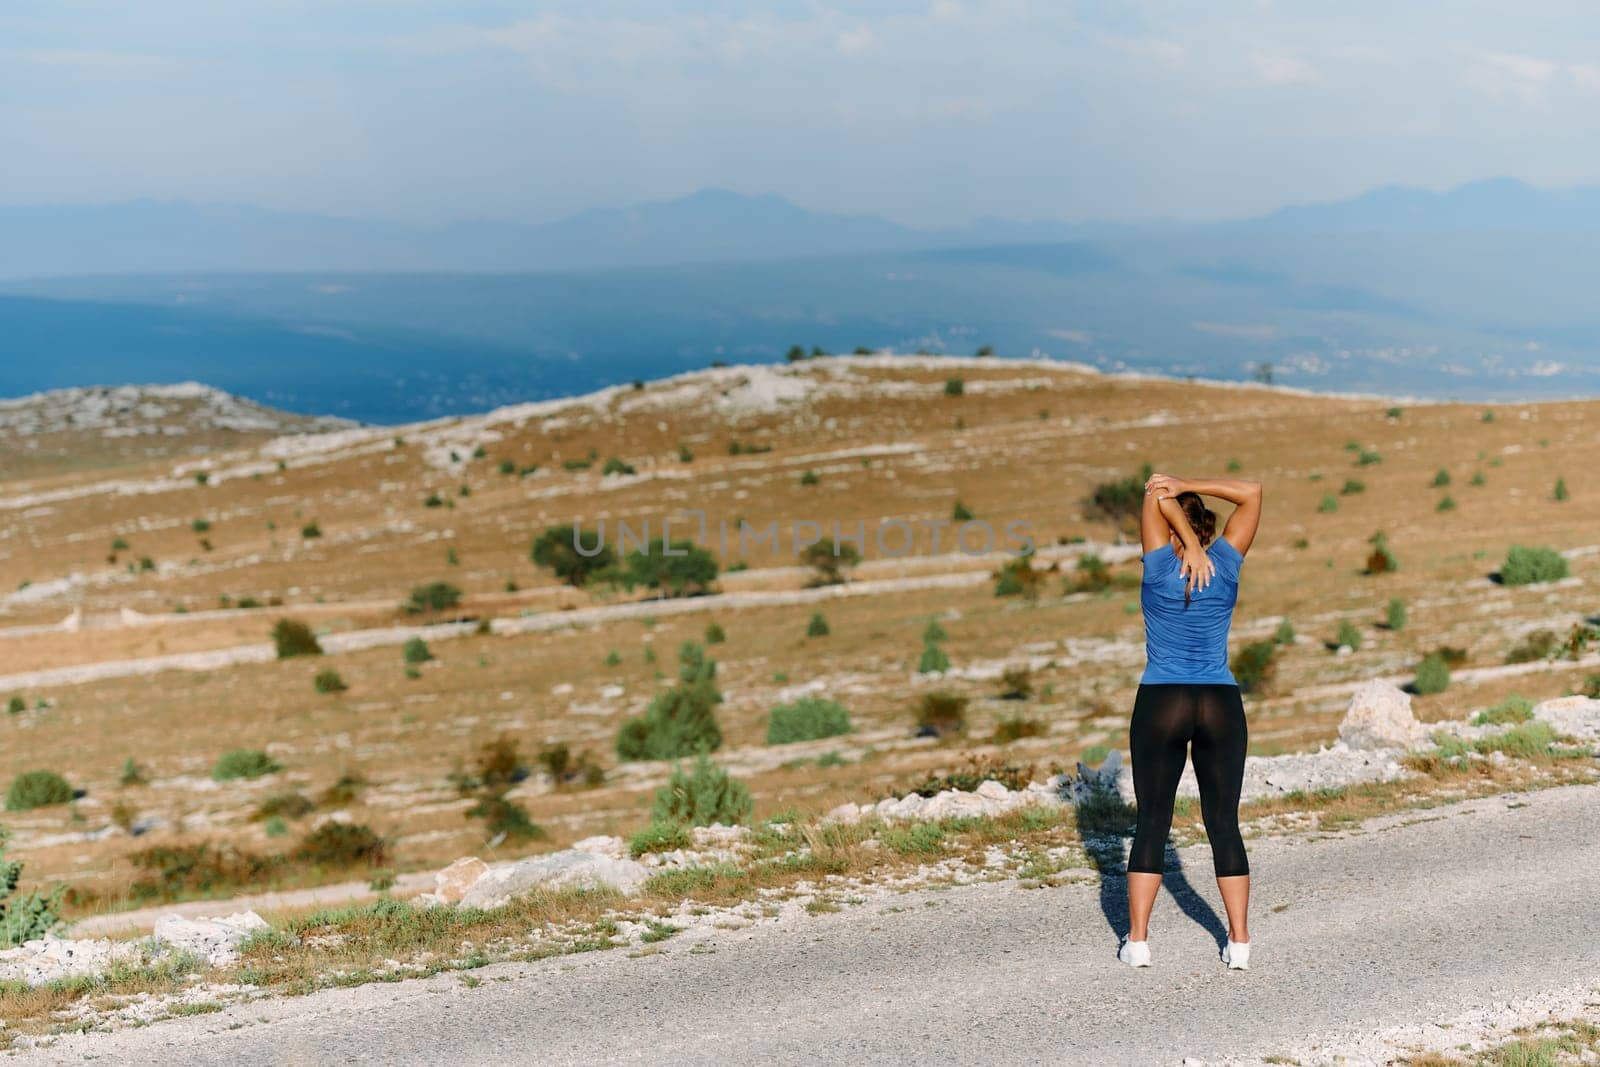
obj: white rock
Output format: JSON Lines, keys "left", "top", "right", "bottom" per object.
{"left": 1532, "top": 695, "right": 1600, "bottom": 742}
{"left": 1339, "top": 680, "right": 1428, "bottom": 751}
{"left": 976, "top": 780, "right": 1010, "bottom": 800}
{"left": 458, "top": 851, "right": 651, "bottom": 908}
{"left": 433, "top": 857, "right": 490, "bottom": 903}
{"left": 0, "top": 936, "right": 143, "bottom": 986}
{"left": 151, "top": 911, "right": 269, "bottom": 967}
{"left": 571, "top": 834, "right": 629, "bottom": 859}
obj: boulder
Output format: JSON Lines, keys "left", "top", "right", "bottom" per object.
{"left": 151, "top": 911, "right": 269, "bottom": 966}
{"left": 1532, "top": 695, "right": 1600, "bottom": 742}
{"left": 432, "top": 857, "right": 490, "bottom": 903}
{"left": 1339, "top": 680, "right": 1428, "bottom": 751}
{"left": 458, "top": 850, "right": 651, "bottom": 908}
{"left": 0, "top": 936, "right": 142, "bottom": 986}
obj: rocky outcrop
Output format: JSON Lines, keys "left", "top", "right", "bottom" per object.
{"left": 0, "top": 910, "right": 268, "bottom": 987}
{"left": 1339, "top": 680, "right": 1429, "bottom": 751}
{"left": 446, "top": 851, "right": 651, "bottom": 909}
{"left": 151, "top": 912, "right": 270, "bottom": 967}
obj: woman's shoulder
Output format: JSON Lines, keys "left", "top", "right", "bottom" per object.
{"left": 1141, "top": 543, "right": 1174, "bottom": 563}
{"left": 1208, "top": 536, "right": 1245, "bottom": 568}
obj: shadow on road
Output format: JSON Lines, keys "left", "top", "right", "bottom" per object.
{"left": 1072, "top": 785, "right": 1227, "bottom": 954}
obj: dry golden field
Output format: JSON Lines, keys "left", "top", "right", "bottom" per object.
{"left": 1, "top": 356, "right": 1596, "bottom": 916}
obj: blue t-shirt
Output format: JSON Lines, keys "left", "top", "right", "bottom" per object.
{"left": 1139, "top": 537, "right": 1244, "bottom": 685}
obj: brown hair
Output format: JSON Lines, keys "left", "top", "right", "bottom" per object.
{"left": 1175, "top": 491, "right": 1216, "bottom": 546}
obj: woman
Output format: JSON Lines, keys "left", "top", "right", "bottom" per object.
{"left": 1117, "top": 472, "right": 1262, "bottom": 971}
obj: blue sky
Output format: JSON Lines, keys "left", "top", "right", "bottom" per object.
{"left": 3, "top": 1, "right": 1598, "bottom": 226}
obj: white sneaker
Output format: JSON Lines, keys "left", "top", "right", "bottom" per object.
{"left": 1118, "top": 939, "right": 1151, "bottom": 968}
{"left": 1222, "top": 940, "right": 1250, "bottom": 970}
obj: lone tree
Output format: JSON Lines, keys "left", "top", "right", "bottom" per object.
{"left": 800, "top": 539, "right": 862, "bottom": 587}
{"left": 272, "top": 618, "right": 322, "bottom": 659}
{"left": 531, "top": 525, "right": 616, "bottom": 587}
{"left": 616, "top": 642, "right": 724, "bottom": 761}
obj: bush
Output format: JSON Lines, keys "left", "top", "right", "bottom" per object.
{"left": 616, "top": 642, "right": 724, "bottom": 761}
{"left": 1554, "top": 477, "right": 1569, "bottom": 502}
{"left": 806, "top": 612, "right": 830, "bottom": 638}
{"left": 952, "top": 500, "right": 974, "bottom": 521}
{"left": 291, "top": 823, "right": 389, "bottom": 870}
{"left": 1506, "top": 629, "right": 1559, "bottom": 664}
{"left": 704, "top": 622, "right": 726, "bottom": 644}
{"left": 1335, "top": 620, "right": 1362, "bottom": 651}
{"left": 1341, "top": 479, "right": 1365, "bottom": 495}
{"left": 252, "top": 792, "right": 316, "bottom": 822}
{"left": 319, "top": 774, "right": 365, "bottom": 807}
{"left": 611, "top": 538, "right": 719, "bottom": 598}
{"left": 913, "top": 691, "right": 967, "bottom": 736}
{"left": 1317, "top": 494, "right": 1338, "bottom": 513}
{"left": 1500, "top": 545, "right": 1568, "bottom": 586}
{"left": 904, "top": 754, "right": 1039, "bottom": 797}
{"left": 1412, "top": 653, "right": 1451, "bottom": 695}
{"left": 5, "top": 770, "right": 74, "bottom": 811}
{"left": 923, "top": 617, "right": 948, "bottom": 643}
{"left": 406, "top": 581, "right": 462, "bottom": 614}
{"left": 402, "top": 637, "right": 433, "bottom": 664}
{"left": 601, "top": 457, "right": 636, "bottom": 476}
{"left": 313, "top": 670, "right": 347, "bottom": 694}
{"left": 799, "top": 540, "right": 861, "bottom": 586}
{"left": 1472, "top": 695, "right": 1534, "bottom": 727}
{"left": 1274, "top": 618, "right": 1296, "bottom": 644}
{"left": 272, "top": 618, "right": 322, "bottom": 659}
{"left": 129, "top": 842, "right": 280, "bottom": 901}
{"left": 766, "top": 697, "right": 852, "bottom": 745}
{"left": 994, "top": 552, "right": 1043, "bottom": 599}
{"left": 301, "top": 522, "right": 322, "bottom": 539}
{"left": 213, "top": 750, "right": 281, "bottom": 781}
{"left": 1231, "top": 640, "right": 1277, "bottom": 694}
{"left": 944, "top": 378, "right": 965, "bottom": 396}
{"left": 1088, "top": 464, "right": 1153, "bottom": 529}
{"left": 5, "top": 696, "right": 23, "bottom": 716}
{"left": 531, "top": 525, "right": 616, "bottom": 587}
{"left": 119, "top": 757, "right": 148, "bottom": 786}
{"left": 918, "top": 639, "right": 951, "bottom": 674}
{"left": 0, "top": 828, "right": 61, "bottom": 945}
{"left": 1385, "top": 598, "right": 1406, "bottom": 631}
{"left": 991, "top": 715, "right": 1046, "bottom": 743}
{"left": 1364, "top": 532, "right": 1398, "bottom": 575}
{"left": 649, "top": 755, "right": 752, "bottom": 827}
{"left": 1432, "top": 468, "right": 1451, "bottom": 487}
{"left": 628, "top": 820, "right": 691, "bottom": 857}
{"left": 998, "top": 665, "right": 1034, "bottom": 700}
{"left": 536, "top": 742, "right": 604, "bottom": 790}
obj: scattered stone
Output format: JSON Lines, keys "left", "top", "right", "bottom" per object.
{"left": 0, "top": 936, "right": 143, "bottom": 986}
{"left": 1339, "top": 680, "right": 1428, "bottom": 751}
{"left": 151, "top": 912, "right": 270, "bottom": 967}
{"left": 1532, "top": 695, "right": 1600, "bottom": 743}
{"left": 458, "top": 851, "right": 651, "bottom": 908}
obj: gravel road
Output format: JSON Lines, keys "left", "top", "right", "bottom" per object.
{"left": 30, "top": 783, "right": 1600, "bottom": 1066}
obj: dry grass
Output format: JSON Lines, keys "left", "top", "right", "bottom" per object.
{"left": 1, "top": 358, "right": 1597, "bottom": 908}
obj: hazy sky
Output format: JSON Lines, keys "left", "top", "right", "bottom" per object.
{"left": 3, "top": 1, "right": 1599, "bottom": 227}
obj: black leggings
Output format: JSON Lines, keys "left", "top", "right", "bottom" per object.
{"left": 1127, "top": 683, "right": 1250, "bottom": 879}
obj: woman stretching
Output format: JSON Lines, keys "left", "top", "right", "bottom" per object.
{"left": 1117, "top": 472, "right": 1262, "bottom": 971}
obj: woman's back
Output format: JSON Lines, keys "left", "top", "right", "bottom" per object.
{"left": 1139, "top": 537, "right": 1243, "bottom": 685}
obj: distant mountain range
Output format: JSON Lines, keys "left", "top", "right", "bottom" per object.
{"left": 2, "top": 177, "right": 1599, "bottom": 419}
{"left": 3, "top": 178, "right": 1598, "bottom": 279}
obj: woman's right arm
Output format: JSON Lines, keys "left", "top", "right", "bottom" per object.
{"left": 1147, "top": 474, "right": 1263, "bottom": 556}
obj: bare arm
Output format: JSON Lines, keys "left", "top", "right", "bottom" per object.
{"left": 1150, "top": 475, "right": 1263, "bottom": 557}
{"left": 1140, "top": 482, "right": 1214, "bottom": 593}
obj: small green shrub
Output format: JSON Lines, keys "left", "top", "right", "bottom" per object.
{"left": 806, "top": 613, "right": 830, "bottom": 638}
{"left": 1500, "top": 545, "right": 1568, "bottom": 586}
{"left": 913, "top": 691, "right": 968, "bottom": 736}
{"left": 5, "top": 696, "right": 23, "bottom": 716}
{"left": 944, "top": 378, "right": 965, "bottom": 397}
{"left": 0, "top": 829, "right": 61, "bottom": 945}
{"left": 1431, "top": 468, "right": 1451, "bottom": 487}
{"left": 1364, "top": 532, "right": 1397, "bottom": 575}
{"left": 906, "top": 755, "right": 1038, "bottom": 797}
{"left": 994, "top": 552, "right": 1042, "bottom": 599}
{"left": 918, "top": 639, "right": 951, "bottom": 674}
{"left": 998, "top": 664, "right": 1034, "bottom": 700}
{"left": 1341, "top": 479, "right": 1365, "bottom": 495}
{"left": 650, "top": 755, "right": 753, "bottom": 827}
{"left": 271, "top": 618, "right": 322, "bottom": 659}
{"left": 602, "top": 457, "right": 636, "bottom": 476}
{"left": 263, "top": 816, "right": 289, "bottom": 838}
{"left": 615, "top": 642, "right": 724, "bottom": 761}
{"left": 213, "top": 750, "right": 281, "bottom": 782}
{"left": 1437, "top": 495, "right": 1456, "bottom": 512}
{"left": 1506, "top": 628, "right": 1559, "bottom": 664}
{"left": 1274, "top": 619, "right": 1295, "bottom": 644}
{"left": 119, "top": 758, "right": 148, "bottom": 787}
{"left": 5, "top": 770, "right": 74, "bottom": 811}
{"left": 1231, "top": 639, "right": 1278, "bottom": 694}
{"left": 1385, "top": 598, "right": 1406, "bottom": 631}
{"left": 628, "top": 819, "right": 691, "bottom": 857}
{"left": 923, "top": 618, "right": 948, "bottom": 643}
{"left": 405, "top": 581, "right": 462, "bottom": 614}
{"left": 301, "top": 522, "right": 322, "bottom": 539}
{"left": 952, "top": 500, "right": 974, "bottom": 521}
{"left": 1412, "top": 653, "right": 1451, "bottom": 695}
{"left": 313, "top": 670, "right": 347, "bottom": 694}
{"left": 799, "top": 469, "right": 820, "bottom": 487}
{"left": 1335, "top": 620, "right": 1362, "bottom": 651}
{"left": 1554, "top": 476, "right": 1569, "bottom": 502}
{"left": 1317, "top": 494, "right": 1338, "bottom": 513}
{"left": 766, "top": 697, "right": 852, "bottom": 745}
{"left": 1472, "top": 695, "right": 1534, "bottom": 727}
{"left": 704, "top": 622, "right": 726, "bottom": 645}
{"left": 402, "top": 637, "right": 433, "bottom": 665}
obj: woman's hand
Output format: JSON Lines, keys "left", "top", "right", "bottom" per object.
{"left": 1179, "top": 548, "right": 1214, "bottom": 595}
{"left": 1145, "top": 472, "right": 1186, "bottom": 500}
